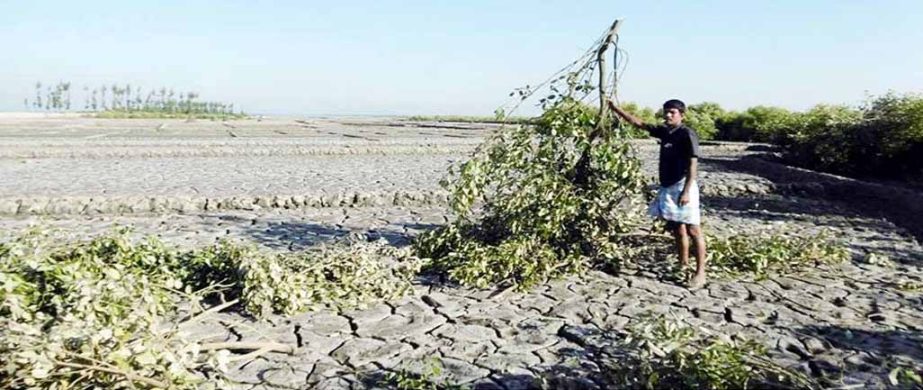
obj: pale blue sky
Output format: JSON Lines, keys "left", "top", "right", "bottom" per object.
{"left": 2, "top": 1, "right": 922, "bottom": 116}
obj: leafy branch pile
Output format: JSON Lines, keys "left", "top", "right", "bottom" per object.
{"left": 413, "top": 28, "right": 649, "bottom": 290}
{"left": 604, "top": 315, "right": 819, "bottom": 389}
{"left": 414, "top": 97, "right": 648, "bottom": 290}
{"left": 238, "top": 237, "right": 423, "bottom": 317}
{"left": 708, "top": 230, "right": 849, "bottom": 278}
{"left": 0, "top": 230, "right": 421, "bottom": 388}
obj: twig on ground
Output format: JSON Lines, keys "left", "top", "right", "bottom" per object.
{"left": 199, "top": 341, "right": 296, "bottom": 355}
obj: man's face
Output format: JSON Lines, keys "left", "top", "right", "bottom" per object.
{"left": 663, "top": 108, "right": 684, "bottom": 127}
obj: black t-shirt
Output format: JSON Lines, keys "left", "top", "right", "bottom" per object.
{"left": 645, "top": 124, "right": 700, "bottom": 187}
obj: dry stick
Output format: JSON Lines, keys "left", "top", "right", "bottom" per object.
{"left": 159, "top": 286, "right": 206, "bottom": 314}
{"left": 596, "top": 18, "right": 623, "bottom": 132}
{"left": 54, "top": 361, "right": 171, "bottom": 389}
{"left": 574, "top": 19, "right": 624, "bottom": 187}
{"left": 179, "top": 298, "right": 240, "bottom": 326}
{"left": 61, "top": 349, "right": 158, "bottom": 390}
{"left": 199, "top": 341, "right": 296, "bottom": 355}
{"left": 488, "top": 279, "right": 517, "bottom": 300}
{"left": 227, "top": 347, "right": 275, "bottom": 363}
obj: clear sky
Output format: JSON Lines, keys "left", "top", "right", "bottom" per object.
{"left": 2, "top": 1, "right": 922, "bottom": 116}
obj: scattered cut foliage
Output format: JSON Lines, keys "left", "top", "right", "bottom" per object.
{"left": 1, "top": 229, "right": 420, "bottom": 389}
{"left": 604, "top": 315, "right": 820, "bottom": 390}
{"left": 708, "top": 230, "right": 849, "bottom": 278}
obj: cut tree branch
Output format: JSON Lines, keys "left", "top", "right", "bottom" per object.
{"left": 198, "top": 341, "right": 296, "bottom": 355}
{"left": 54, "top": 361, "right": 171, "bottom": 389}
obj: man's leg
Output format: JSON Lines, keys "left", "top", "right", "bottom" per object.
{"left": 687, "top": 224, "right": 707, "bottom": 288}
{"left": 671, "top": 222, "right": 689, "bottom": 268}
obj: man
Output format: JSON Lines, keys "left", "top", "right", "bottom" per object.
{"left": 608, "top": 98, "right": 708, "bottom": 288}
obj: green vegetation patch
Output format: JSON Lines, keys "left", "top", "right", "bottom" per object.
{"left": 413, "top": 98, "right": 648, "bottom": 291}
{"left": 0, "top": 229, "right": 421, "bottom": 388}
{"left": 708, "top": 230, "right": 849, "bottom": 278}
{"left": 604, "top": 315, "right": 819, "bottom": 389}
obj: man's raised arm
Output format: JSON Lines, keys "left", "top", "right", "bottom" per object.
{"left": 606, "top": 99, "right": 646, "bottom": 129}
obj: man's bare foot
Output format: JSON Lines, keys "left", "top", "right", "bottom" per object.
{"left": 688, "top": 273, "right": 707, "bottom": 289}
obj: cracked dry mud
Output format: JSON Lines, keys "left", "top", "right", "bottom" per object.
{"left": 2, "top": 114, "right": 921, "bottom": 389}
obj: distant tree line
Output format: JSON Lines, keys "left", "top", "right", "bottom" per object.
{"left": 24, "top": 81, "right": 244, "bottom": 118}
